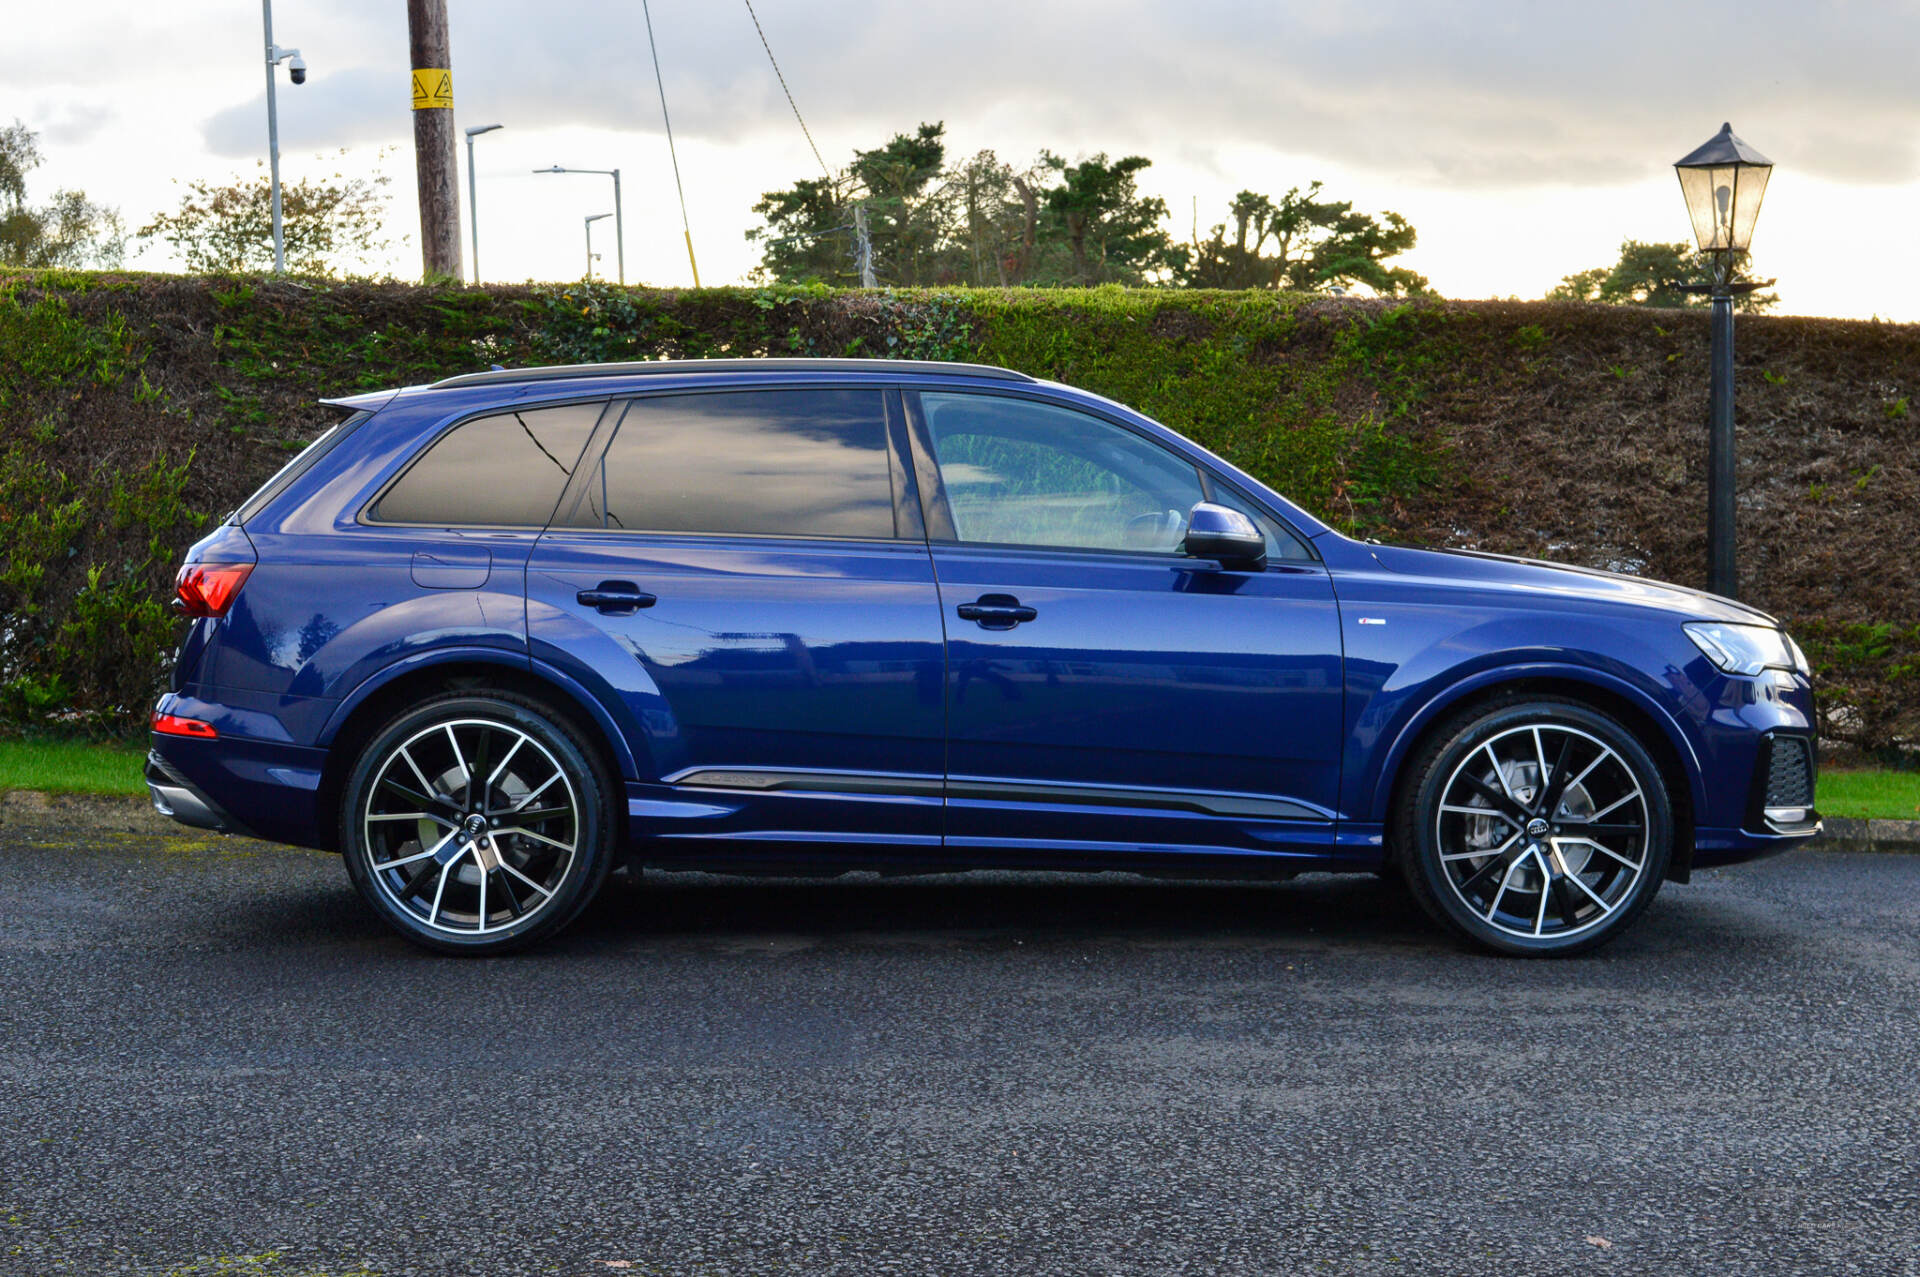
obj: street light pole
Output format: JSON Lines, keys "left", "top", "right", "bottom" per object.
{"left": 610, "top": 169, "right": 624, "bottom": 286}
{"left": 536, "top": 166, "right": 624, "bottom": 284}
{"left": 584, "top": 213, "right": 612, "bottom": 281}
{"left": 259, "top": 1, "right": 305, "bottom": 273}
{"left": 1706, "top": 261, "right": 1738, "bottom": 598}
{"left": 1674, "top": 122, "right": 1774, "bottom": 601}
{"left": 463, "top": 123, "right": 503, "bottom": 284}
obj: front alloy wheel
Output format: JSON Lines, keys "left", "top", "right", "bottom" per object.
{"left": 341, "top": 693, "right": 613, "bottom": 953}
{"left": 1398, "top": 699, "right": 1673, "bottom": 956}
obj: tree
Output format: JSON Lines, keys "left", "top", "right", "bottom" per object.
{"left": 948, "top": 150, "right": 1030, "bottom": 286}
{"left": 745, "top": 174, "right": 856, "bottom": 285}
{"left": 0, "top": 119, "right": 126, "bottom": 269}
{"left": 746, "top": 125, "right": 1423, "bottom": 294}
{"left": 1548, "top": 239, "right": 1776, "bottom": 312}
{"left": 1034, "top": 152, "right": 1178, "bottom": 285}
{"left": 747, "top": 123, "right": 958, "bottom": 287}
{"left": 1176, "top": 182, "right": 1427, "bottom": 294}
{"left": 848, "top": 123, "right": 951, "bottom": 286}
{"left": 747, "top": 124, "right": 1179, "bottom": 288}
{"left": 137, "top": 151, "right": 393, "bottom": 276}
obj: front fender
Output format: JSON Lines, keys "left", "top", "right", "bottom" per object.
{"left": 1352, "top": 656, "right": 1706, "bottom": 830}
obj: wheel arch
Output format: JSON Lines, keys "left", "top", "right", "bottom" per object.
{"left": 314, "top": 649, "right": 638, "bottom": 852}
{"left": 1373, "top": 666, "right": 1701, "bottom": 883}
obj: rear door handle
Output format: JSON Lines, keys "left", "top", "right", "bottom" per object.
{"left": 956, "top": 593, "right": 1037, "bottom": 630}
{"left": 576, "top": 581, "right": 656, "bottom": 615}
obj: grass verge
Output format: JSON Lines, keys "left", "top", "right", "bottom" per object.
{"left": 0, "top": 737, "right": 146, "bottom": 796}
{"left": 1818, "top": 768, "right": 1920, "bottom": 821}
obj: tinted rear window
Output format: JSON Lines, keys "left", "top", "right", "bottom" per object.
{"left": 371, "top": 402, "right": 603, "bottom": 527}
{"left": 236, "top": 410, "right": 369, "bottom": 524}
{"left": 568, "top": 389, "right": 896, "bottom": 539}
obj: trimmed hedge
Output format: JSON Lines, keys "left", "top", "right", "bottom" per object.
{"left": 0, "top": 271, "right": 1915, "bottom": 753}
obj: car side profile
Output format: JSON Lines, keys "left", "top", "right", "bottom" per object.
{"left": 148, "top": 358, "right": 1820, "bottom": 956}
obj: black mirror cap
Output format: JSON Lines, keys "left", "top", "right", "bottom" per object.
{"left": 1184, "top": 502, "right": 1267, "bottom": 571}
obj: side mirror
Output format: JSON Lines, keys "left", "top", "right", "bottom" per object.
{"left": 1183, "top": 502, "right": 1266, "bottom": 571}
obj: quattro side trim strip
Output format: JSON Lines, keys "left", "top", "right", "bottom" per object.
{"left": 668, "top": 768, "right": 938, "bottom": 797}
{"left": 666, "top": 767, "right": 1329, "bottom": 821}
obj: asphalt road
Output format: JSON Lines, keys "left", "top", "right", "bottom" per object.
{"left": 2, "top": 820, "right": 1917, "bottom": 1277}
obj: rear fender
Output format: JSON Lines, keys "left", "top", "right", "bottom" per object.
{"left": 318, "top": 646, "right": 647, "bottom": 781}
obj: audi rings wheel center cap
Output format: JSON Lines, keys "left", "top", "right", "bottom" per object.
{"left": 464, "top": 814, "right": 488, "bottom": 840}
{"left": 1526, "top": 817, "right": 1551, "bottom": 838}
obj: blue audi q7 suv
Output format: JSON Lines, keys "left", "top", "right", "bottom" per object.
{"left": 148, "top": 358, "right": 1820, "bottom": 956}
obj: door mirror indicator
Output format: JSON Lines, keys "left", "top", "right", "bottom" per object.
{"left": 1183, "top": 502, "right": 1267, "bottom": 571}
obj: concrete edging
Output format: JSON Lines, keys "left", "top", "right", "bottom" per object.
{"left": 1813, "top": 816, "right": 1920, "bottom": 854}
{"left": 3, "top": 789, "right": 1918, "bottom": 853}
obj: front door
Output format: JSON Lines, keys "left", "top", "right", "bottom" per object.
{"left": 908, "top": 389, "right": 1344, "bottom": 861}
{"left": 526, "top": 386, "right": 947, "bottom": 861}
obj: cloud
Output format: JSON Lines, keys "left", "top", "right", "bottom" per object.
{"left": 203, "top": 67, "right": 404, "bottom": 157}
{"left": 32, "top": 102, "right": 114, "bottom": 146}
{"left": 178, "top": 0, "right": 1920, "bottom": 188}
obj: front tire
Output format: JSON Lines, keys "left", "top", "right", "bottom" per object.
{"left": 340, "top": 692, "right": 616, "bottom": 954}
{"left": 1395, "top": 698, "right": 1673, "bottom": 957}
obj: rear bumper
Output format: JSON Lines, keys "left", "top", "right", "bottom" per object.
{"left": 148, "top": 693, "right": 334, "bottom": 850}
{"left": 145, "top": 750, "right": 254, "bottom": 836}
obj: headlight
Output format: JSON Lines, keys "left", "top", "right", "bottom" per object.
{"left": 1784, "top": 633, "right": 1810, "bottom": 676}
{"left": 1684, "top": 621, "right": 1803, "bottom": 676}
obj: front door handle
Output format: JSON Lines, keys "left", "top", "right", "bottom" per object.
{"left": 576, "top": 581, "right": 657, "bottom": 615}
{"left": 956, "top": 593, "right": 1037, "bottom": 630}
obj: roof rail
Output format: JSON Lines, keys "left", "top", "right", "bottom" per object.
{"left": 428, "top": 357, "right": 1034, "bottom": 390}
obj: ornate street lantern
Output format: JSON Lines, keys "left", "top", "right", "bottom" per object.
{"left": 1674, "top": 123, "right": 1773, "bottom": 256}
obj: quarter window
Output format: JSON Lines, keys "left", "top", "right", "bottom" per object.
{"left": 372, "top": 402, "right": 603, "bottom": 527}
{"left": 570, "top": 389, "right": 896, "bottom": 539}
{"left": 920, "top": 393, "right": 1205, "bottom": 553}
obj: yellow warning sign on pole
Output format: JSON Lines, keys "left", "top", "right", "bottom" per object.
{"left": 410, "top": 69, "right": 453, "bottom": 109}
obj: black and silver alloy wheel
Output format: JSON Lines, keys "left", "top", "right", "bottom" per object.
{"left": 1398, "top": 698, "right": 1673, "bottom": 956}
{"left": 341, "top": 693, "right": 613, "bottom": 954}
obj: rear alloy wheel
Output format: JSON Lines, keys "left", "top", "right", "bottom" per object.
{"left": 341, "top": 693, "right": 614, "bottom": 954}
{"left": 1398, "top": 699, "right": 1673, "bottom": 956}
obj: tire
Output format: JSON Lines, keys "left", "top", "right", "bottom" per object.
{"left": 340, "top": 691, "right": 617, "bottom": 955}
{"left": 1394, "top": 697, "right": 1673, "bottom": 957}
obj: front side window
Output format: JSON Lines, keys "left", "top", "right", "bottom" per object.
{"left": 371, "top": 401, "right": 603, "bottom": 527}
{"left": 569, "top": 389, "right": 896, "bottom": 539}
{"left": 920, "top": 393, "right": 1205, "bottom": 553}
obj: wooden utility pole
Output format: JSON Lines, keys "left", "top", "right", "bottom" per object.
{"left": 407, "top": 0, "right": 462, "bottom": 280}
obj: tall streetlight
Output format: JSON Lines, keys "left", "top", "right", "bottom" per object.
{"left": 584, "top": 213, "right": 612, "bottom": 281}
{"left": 463, "top": 123, "right": 503, "bottom": 283}
{"left": 1674, "top": 122, "right": 1774, "bottom": 600}
{"left": 259, "top": 0, "right": 307, "bottom": 274}
{"left": 537, "top": 166, "right": 623, "bottom": 284}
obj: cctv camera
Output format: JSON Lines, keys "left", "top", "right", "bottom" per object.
{"left": 289, "top": 55, "right": 307, "bottom": 85}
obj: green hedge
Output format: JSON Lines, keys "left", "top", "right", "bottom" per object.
{"left": 0, "top": 272, "right": 1914, "bottom": 754}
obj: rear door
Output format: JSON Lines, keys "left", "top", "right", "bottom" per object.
{"left": 525, "top": 385, "right": 947, "bottom": 860}
{"left": 907, "top": 389, "right": 1345, "bottom": 861}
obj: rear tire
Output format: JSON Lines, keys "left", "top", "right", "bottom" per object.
{"left": 340, "top": 691, "right": 616, "bottom": 954}
{"left": 1395, "top": 697, "right": 1672, "bottom": 957}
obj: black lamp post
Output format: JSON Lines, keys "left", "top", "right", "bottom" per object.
{"left": 1673, "top": 122, "right": 1774, "bottom": 600}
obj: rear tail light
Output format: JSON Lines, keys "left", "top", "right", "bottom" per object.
{"left": 174, "top": 563, "right": 254, "bottom": 618}
{"left": 152, "top": 711, "right": 218, "bottom": 739}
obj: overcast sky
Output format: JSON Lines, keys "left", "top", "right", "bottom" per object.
{"left": 7, "top": 1, "right": 1919, "bottom": 318}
